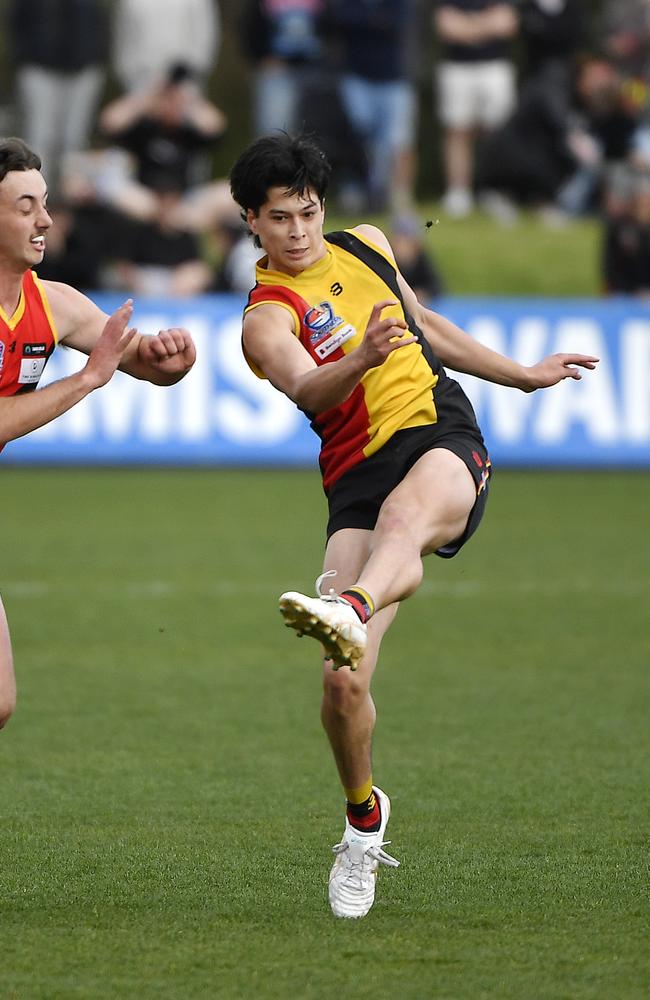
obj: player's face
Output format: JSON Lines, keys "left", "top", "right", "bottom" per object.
{"left": 0, "top": 169, "right": 52, "bottom": 274}
{"left": 247, "top": 186, "right": 326, "bottom": 275}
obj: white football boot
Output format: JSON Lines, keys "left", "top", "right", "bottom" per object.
{"left": 279, "top": 571, "right": 367, "bottom": 670}
{"left": 328, "top": 787, "right": 400, "bottom": 919}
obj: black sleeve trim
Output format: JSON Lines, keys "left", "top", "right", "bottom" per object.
{"left": 325, "top": 230, "right": 445, "bottom": 379}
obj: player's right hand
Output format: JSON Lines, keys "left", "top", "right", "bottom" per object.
{"left": 359, "top": 300, "right": 417, "bottom": 368}
{"left": 83, "top": 300, "right": 138, "bottom": 389}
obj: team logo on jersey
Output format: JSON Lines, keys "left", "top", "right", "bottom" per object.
{"left": 304, "top": 301, "right": 356, "bottom": 360}
{"left": 475, "top": 455, "right": 491, "bottom": 494}
{"left": 0, "top": 341, "right": 4, "bottom": 374}
{"left": 305, "top": 302, "right": 336, "bottom": 336}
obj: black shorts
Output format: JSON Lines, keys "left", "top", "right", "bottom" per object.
{"left": 325, "top": 382, "right": 491, "bottom": 558}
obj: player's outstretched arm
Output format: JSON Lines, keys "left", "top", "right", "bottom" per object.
{"left": 352, "top": 225, "right": 599, "bottom": 392}
{"left": 46, "top": 282, "right": 196, "bottom": 386}
{"left": 0, "top": 300, "right": 136, "bottom": 447}
{"left": 414, "top": 305, "right": 598, "bottom": 391}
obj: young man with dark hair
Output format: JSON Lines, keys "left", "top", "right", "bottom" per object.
{"left": 0, "top": 136, "right": 196, "bottom": 732}
{"left": 230, "top": 132, "right": 598, "bottom": 919}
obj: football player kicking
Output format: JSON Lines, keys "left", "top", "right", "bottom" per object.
{"left": 230, "top": 132, "right": 598, "bottom": 919}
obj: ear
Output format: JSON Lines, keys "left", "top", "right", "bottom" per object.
{"left": 246, "top": 207, "right": 257, "bottom": 234}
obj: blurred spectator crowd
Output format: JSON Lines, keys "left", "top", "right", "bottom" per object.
{"left": 2, "top": 0, "right": 650, "bottom": 299}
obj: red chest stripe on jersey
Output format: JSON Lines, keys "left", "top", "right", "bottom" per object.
{"left": 314, "top": 384, "right": 371, "bottom": 491}
{"left": 247, "top": 282, "right": 373, "bottom": 489}
{"left": 247, "top": 282, "right": 309, "bottom": 327}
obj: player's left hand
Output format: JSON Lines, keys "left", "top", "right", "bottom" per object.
{"left": 524, "top": 353, "right": 599, "bottom": 391}
{"left": 139, "top": 328, "right": 196, "bottom": 381}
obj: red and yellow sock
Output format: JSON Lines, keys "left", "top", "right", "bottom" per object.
{"left": 341, "top": 587, "right": 375, "bottom": 624}
{"left": 345, "top": 777, "right": 381, "bottom": 833}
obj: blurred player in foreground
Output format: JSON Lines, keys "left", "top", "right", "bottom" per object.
{"left": 230, "top": 133, "right": 598, "bottom": 920}
{"left": 0, "top": 137, "right": 196, "bottom": 731}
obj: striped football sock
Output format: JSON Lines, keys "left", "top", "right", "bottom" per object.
{"left": 345, "top": 778, "right": 381, "bottom": 833}
{"left": 340, "top": 587, "right": 375, "bottom": 624}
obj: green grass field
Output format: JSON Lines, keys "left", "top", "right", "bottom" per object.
{"left": 1, "top": 468, "right": 648, "bottom": 1000}
{"left": 423, "top": 211, "right": 602, "bottom": 297}
{"left": 331, "top": 207, "right": 603, "bottom": 297}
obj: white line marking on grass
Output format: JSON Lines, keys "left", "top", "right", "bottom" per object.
{"left": 416, "top": 580, "right": 483, "bottom": 597}
{"left": 1, "top": 580, "right": 288, "bottom": 599}
{"left": 124, "top": 581, "right": 175, "bottom": 597}
{"left": 2, "top": 577, "right": 646, "bottom": 600}
{"left": 1, "top": 582, "right": 49, "bottom": 597}
{"left": 408, "top": 576, "right": 647, "bottom": 598}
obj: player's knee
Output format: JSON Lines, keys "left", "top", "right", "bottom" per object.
{"left": 322, "top": 667, "right": 367, "bottom": 717}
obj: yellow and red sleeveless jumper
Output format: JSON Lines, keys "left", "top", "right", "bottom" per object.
{"left": 244, "top": 229, "right": 455, "bottom": 491}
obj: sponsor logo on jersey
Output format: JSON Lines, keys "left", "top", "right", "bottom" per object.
{"left": 18, "top": 356, "right": 46, "bottom": 384}
{"left": 304, "top": 301, "right": 356, "bottom": 359}
{"left": 23, "top": 342, "right": 47, "bottom": 356}
{"left": 0, "top": 341, "right": 4, "bottom": 374}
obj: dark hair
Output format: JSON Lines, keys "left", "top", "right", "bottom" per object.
{"left": 229, "top": 132, "right": 331, "bottom": 215}
{"left": 0, "top": 137, "right": 41, "bottom": 183}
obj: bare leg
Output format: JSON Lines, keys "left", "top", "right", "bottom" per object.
{"left": 321, "top": 603, "right": 397, "bottom": 789}
{"left": 389, "top": 147, "right": 417, "bottom": 213}
{"left": 356, "top": 449, "right": 477, "bottom": 608}
{"left": 315, "top": 526, "right": 379, "bottom": 788}
{"left": 443, "top": 126, "right": 475, "bottom": 194}
{"left": 0, "top": 596, "right": 16, "bottom": 729}
{"left": 307, "top": 450, "right": 476, "bottom": 791}
{"left": 311, "top": 449, "right": 478, "bottom": 918}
